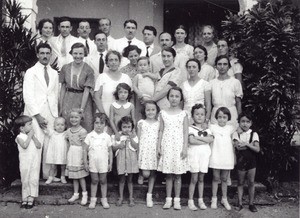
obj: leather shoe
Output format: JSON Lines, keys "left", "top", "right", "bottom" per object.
{"left": 26, "top": 201, "right": 34, "bottom": 209}
{"left": 249, "top": 204, "right": 258, "bottom": 212}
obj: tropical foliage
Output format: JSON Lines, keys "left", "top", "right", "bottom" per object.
{"left": 221, "top": 0, "right": 300, "bottom": 187}
{"left": 0, "top": 0, "right": 37, "bottom": 186}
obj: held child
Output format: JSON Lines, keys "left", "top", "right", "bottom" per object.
{"left": 15, "top": 115, "right": 42, "bottom": 209}
{"left": 233, "top": 112, "right": 260, "bottom": 212}
{"left": 45, "top": 117, "right": 68, "bottom": 184}
{"left": 83, "top": 113, "right": 113, "bottom": 209}
{"left": 109, "top": 83, "right": 136, "bottom": 140}
{"left": 209, "top": 107, "right": 235, "bottom": 210}
{"left": 137, "top": 100, "right": 160, "bottom": 207}
{"left": 112, "top": 116, "right": 139, "bottom": 207}
{"left": 157, "top": 87, "right": 188, "bottom": 210}
{"left": 133, "top": 57, "right": 157, "bottom": 103}
{"left": 65, "top": 108, "right": 89, "bottom": 205}
{"left": 187, "top": 104, "right": 214, "bottom": 211}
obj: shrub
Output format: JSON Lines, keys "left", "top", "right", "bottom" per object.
{"left": 221, "top": 0, "right": 300, "bottom": 187}
{"left": 0, "top": 0, "right": 37, "bottom": 186}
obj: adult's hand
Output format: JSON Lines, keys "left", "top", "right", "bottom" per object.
{"left": 34, "top": 114, "right": 48, "bottom": 129}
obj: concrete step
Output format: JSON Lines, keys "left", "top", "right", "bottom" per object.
{"left": 1, "top": 178, "right": 271, "bottom": 206}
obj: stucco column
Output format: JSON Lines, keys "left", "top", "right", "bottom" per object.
{"left": 17, "top": 0, "right": 38, "bottom": 32}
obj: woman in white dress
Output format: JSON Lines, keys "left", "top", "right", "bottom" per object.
{"left": 194, "top": 45, "right": 216, "bottom": 82}
{"left": 210, "top": 55, "right": 243, "bottom": 127}
{"left": 172, "top": 25, "right": 194, "bottom": 58}
{"left": 94, "top": 50, "right": 132, "bottom": 117}
{"left": 181, "top": 58, "right": 212, "bottom": 123}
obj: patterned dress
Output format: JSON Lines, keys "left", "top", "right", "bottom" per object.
{"left": 157, "top": 110, "right": 188, "bottom": 174}
{"left": 138, "top": 120, "right": 159, "bottom": 170}
{"left": 65, "top": 126, "right": 89, "bottom": 179}
{"left": 60, "top": 62, "right": 95, "bottom": 132}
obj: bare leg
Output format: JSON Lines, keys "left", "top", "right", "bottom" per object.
{"left": 174, "top": 174, "right": 182, "bottom": 198}
{"left": 116, "top": 175, "right": 125, "bottom": 206}
{"left": 237, "top": 170, "right": 246, "bottom": 205}
{"left": 198, "top": 173, "right": 205, "bottom": 199}
{"left": 90, "top": 173, "right": 99, "bottom": 198}
{"left": 147, "top": 170, "right": 156, "bottom": 194}
{"left": 247, "top": 168, "right": 256, "bottom": 205}
{"left": 189, "top": 173, "right": 198, "bottom": 200}
{"left": 212, "top": 169, "right": 220, "bottom": 198}
{"left": 127, "top": 174, "right": 135, "bottom": 206}
{"left": 165, "top": 174, "right": 173, "bottom": 198}
{"left": 79, "top": 177, "right": 87, "bottom": 192}
{"left": 73, "top": 179, "right": 79, "bottom": 193}
{"left": 220, "top": 170, "right": 230, "bottom": 199}
{"left": 99, "top": 173, "right": 108, "bottom": 198}
{"left": 61, "top": 165, "right": 66, "bottom": 177}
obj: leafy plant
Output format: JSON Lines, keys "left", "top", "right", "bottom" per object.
{"left": 221, "top": 0, "right": 300, "bottom": 187}
{"left": 0, "top": 0, "right": 37, "bottom": 186}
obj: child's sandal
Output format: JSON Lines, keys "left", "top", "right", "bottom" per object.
{"left": 116, "top": 198, "right": 123, "bottom": 207}
{"left": 129, "top": 198, "right": 135, "bottom": 207}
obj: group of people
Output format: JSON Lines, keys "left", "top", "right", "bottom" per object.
{"left": 14, "top": 16, "right": 260, "bottom": 213}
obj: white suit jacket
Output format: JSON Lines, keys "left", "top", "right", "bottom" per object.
{"left": 23, "top": 62, "right": 59, "bottom": 117}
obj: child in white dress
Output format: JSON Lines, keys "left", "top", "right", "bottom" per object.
{"left": 112, "top": 116, "right": 139, "bottom": 207}
{"left": 83, "top": 113, "right": 113, "bottom": 209}
{"left": 109, "top": 83, "right": 136, "bottom": 140}
{"left": 137, "top": 100, "right": 160, "bottom": 207}
{"left": 45, "top": 117, "right": 68, "bottom": 184}
{"left": 209, "top": 107, "right": 235, "bottom": 211}
{"left": 65, "top": 108, "right": 89, "bottom": 205}
{"left": 157, "top": 87, "right": 188, "bottom": 210}
{"left": 187, "top": 104, "right": 214, "bottom": 211}
{"left": 15, "top": 115, "right": 41, "bottom": 209}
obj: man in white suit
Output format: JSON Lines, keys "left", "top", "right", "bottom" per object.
{"left": 23, "top": 43, "right": 59, "bottom": 179}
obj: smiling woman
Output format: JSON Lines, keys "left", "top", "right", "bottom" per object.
{"left": 59, "top": 43, "right": 95, "bottom": 132}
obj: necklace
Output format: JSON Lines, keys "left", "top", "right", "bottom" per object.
{"left": 70, "top": 126, "right": 82, "bottom": 133}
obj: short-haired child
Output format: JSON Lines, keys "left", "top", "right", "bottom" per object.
{"left": 233, "top": 112, "right": 260, "bottom": 212}
{"left": 157, "top": 87, "right": 188, "bottom": 210}
{"left": 133, "top": 57, "right": 157, "bottom": 103}
{"left": 209, "top": 107, "right": 235, "bottom": 210}
{"left": 65, "top": 108, "right": 89, "bottom": 205}
{"left": 15, "top": 115, "right": 42, "bottom": 209}
{"left": 112, "top": 116, "right": 139, "bottom": 207}
{"left": 187, "top": 104, "right": 214, "bottom": 210}
{"left": 137, "top": 100, "right": 160, "bottom": 207}
{"left": 110, "top": 83, "right": 136, "bottom": 140}
{"left": 83, "top": 113, "right": 113, "bottom": 209}
{"left": 45, "top": 117, "right": 68, "bottom": 184}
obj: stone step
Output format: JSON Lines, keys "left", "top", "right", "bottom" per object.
{"left": 1, "top": 179, "right": 271, "bottom": 206}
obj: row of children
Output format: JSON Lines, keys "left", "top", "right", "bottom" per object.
{"left": 15, "top": 86, "right": 259, "bottom": 212}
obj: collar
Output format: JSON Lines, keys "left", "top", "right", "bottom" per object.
{"left": 112, "top": 101, "right": 131, "bottom": 109}
{"left": 90, "top": 130, "right": 107, "bottom": 137}
{"left": 37, "top": 61, "right": 49, "bottom": 69}
{"left": 241, "top": 129, "right": 252, "bottom": 134}
{"left": 145, "top": 43, "right": 154, "bottom": 49}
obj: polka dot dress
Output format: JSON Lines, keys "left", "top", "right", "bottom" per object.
{"left": 157, "top": 110, "right": 188, "bottom": 174}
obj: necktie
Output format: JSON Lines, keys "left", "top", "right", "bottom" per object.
{"left": 128, "top": 41, "right": 132, "bottom": 46}
{"left": 99, "top": 53, "right": 104, "bottom": 74}
{"left": 61, "top": 37, "right": 66, "bottom": 56}
{"left": 44, "top": 66, "right": 49, "bottom": 86}
{"left": 85, "top": 39, "right": 90, "bottom": 54}
{"left": 146, "top": 46, "right": 150, "bottom": 57}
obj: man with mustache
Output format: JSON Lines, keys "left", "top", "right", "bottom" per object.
{"left": 77, "top": 20, "right": 96, "bottom": 57}
{"left": 150, "top": 32, "right": 189, "bottom": 82}
{"left": 115, "top": 19, "right": 147, "bottom": 65}
{"left": 23, "top": 43, "right": 59, "bottom": 179}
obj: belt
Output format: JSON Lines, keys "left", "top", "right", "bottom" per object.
{"left": 66, "top": 87, "right": 84, "bottom": 93}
